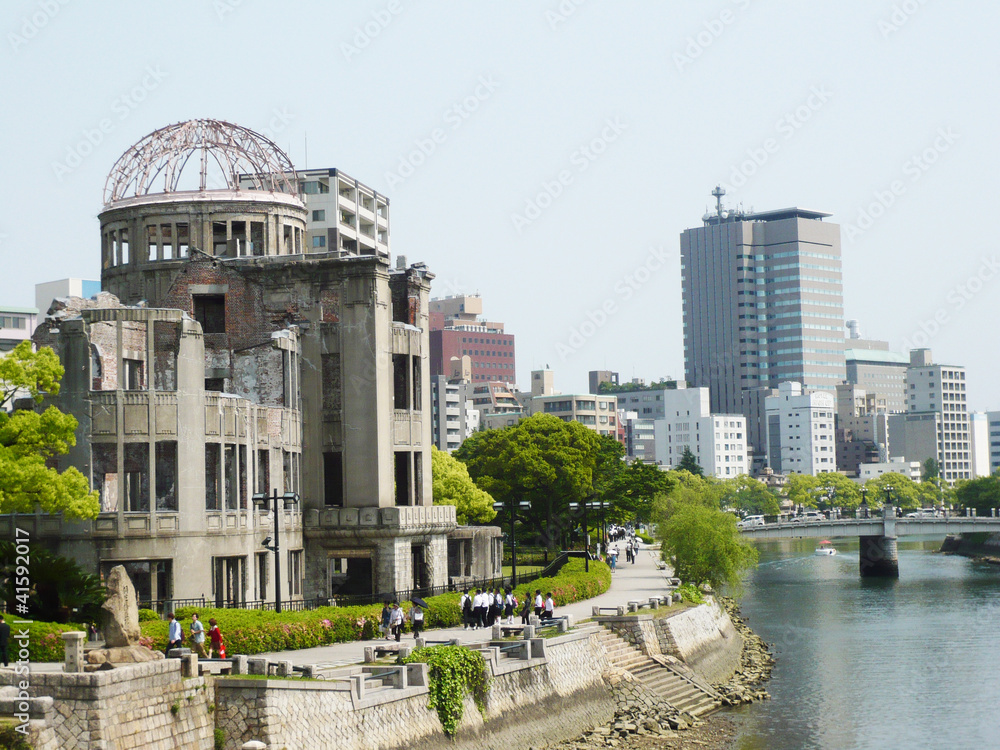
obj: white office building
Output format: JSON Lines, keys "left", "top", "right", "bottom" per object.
{"left": 764, "top": 381, "right": 837, "bottom": 475}
{"left": 653, "top": 387, "right": 748, "bottom": 478}
{"left": 857, "top": 458, "right": 922, "bottom": 482}
{"left": 969, "top": 411, "right": 991, "bottom": 478}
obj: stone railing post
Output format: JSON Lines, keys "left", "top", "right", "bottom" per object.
{"left": 62, "top": 631, "right": 86, "bottom": 673}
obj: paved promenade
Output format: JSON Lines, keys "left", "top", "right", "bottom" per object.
{"left": 258, "top": 543, "right": 673, "bottom": 671}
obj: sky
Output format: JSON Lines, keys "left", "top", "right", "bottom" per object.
{"left": 3, "top": 0, "right": 999, "bottom": 410}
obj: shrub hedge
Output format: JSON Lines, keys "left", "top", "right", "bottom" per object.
{"left": 25, "top": 559, "right": 613, "bottom": 661}
{"left": 16, "top": 621, "right": 87, "bottom": 662}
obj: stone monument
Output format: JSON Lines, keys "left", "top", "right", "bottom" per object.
{"left": 85, "top": 565, "right": 164, "bottom": 666}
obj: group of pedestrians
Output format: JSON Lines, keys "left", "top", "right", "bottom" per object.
{"left": 605, "top": 530, "right": 640, "bottom": 572}
{"left": 379, "top": 601, "right": 425, "bottom": 641}
{"left": 165, "top": 612, "right": 225, "bottom": 658}
{"left": 461, "top": 587, "right": 517, "bottom": 629}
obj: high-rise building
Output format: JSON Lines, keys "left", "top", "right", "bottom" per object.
{"left": 900, "top": 348, "right": 970, "bottom": 482}
{"left": 681, "top": 189, "right": 845, "bottom": 443}
{"left": 986, "top": 411, "right": 1000, "bottom": 475}
{"left": 764, "top": 381, "right": 837, "bottom": 475}
{"left": 834, "top": 382, "right": 889, "bottom": 476}
{"left": 428, "top": 295, "right": 516, "bottom": 384}
{"left": 619, "top": 410, "right": 656, "bottom": 462}
{"left": 844, "top": 327, "right": 908, "bottom": 414}
{"left": 652, "top": 386, "right": 748, "bottom": 478}
{"left": 430, "top": 375, "right": 479, "bottom": 452}
{"left": 969, "top": 412, "right": 991, "bottom": 478}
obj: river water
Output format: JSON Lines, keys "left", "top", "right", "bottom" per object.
{"left": 729, "top": 537, "right": 1000, "bottom": 750}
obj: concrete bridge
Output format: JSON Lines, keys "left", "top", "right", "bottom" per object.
{"left": 739, "top": 508, "right": 1000, "bottom": 577}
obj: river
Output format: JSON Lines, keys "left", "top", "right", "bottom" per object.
{"left": 729, "top": 537, "right": 1000, "bottom": 750}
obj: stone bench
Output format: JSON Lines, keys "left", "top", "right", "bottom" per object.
{"left": 492, "top": 623, "right": 526, "bottom": 639}
{"left": 363, "top": 644, "right": 413, "bottom": 663}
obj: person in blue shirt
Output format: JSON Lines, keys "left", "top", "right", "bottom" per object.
{"left": 166, "top": 612, "right": 183, "bottom": 654}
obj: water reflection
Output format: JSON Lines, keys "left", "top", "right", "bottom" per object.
{"left": 730, "top": 538, "right": 1000, "bottom": 750}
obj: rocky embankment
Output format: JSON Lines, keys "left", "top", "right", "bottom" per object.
{"left": 547, "top": 599, "right": 774, "bottom": 750}
{"left": 712, "top": 597, "right": 774, "bottom": 706}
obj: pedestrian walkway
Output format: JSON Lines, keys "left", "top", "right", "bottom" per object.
{"left": 257, "top": 543, "right": 673, "bottom": 672}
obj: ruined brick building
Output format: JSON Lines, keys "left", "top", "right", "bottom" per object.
{"left": 26, "top": 119, "right": 498, "bottom": 607}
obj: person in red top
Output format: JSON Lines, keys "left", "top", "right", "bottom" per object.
{"left": 207, "top": 618, "right": 226, "bottom": 659}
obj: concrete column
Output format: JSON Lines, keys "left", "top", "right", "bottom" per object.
{"left": 859, "top": 535, "right": 899, "bottom": 577}
{"left": 62, "top": 631, "right": 86, "bottom": 673}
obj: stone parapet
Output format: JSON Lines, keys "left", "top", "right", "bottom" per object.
{"left": 305, "top": 504, "right": 457, "bottom": 538}
{"left": 0, "top": 659, "right": 214, "bottom": 750}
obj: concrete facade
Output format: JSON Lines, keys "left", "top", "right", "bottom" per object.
{"left": 652, "top": 387, "right": 748, "bottom": 478}
{"left": 903, "top": 348, "right": 970, "bottom": 482}
{"left": 764, "top": 381, "right": 836, "bottom": 475}
{"left": 845, "top": 338, "right": 908, "bottom": 414}
{"left": 21, "top": 120, "right": 458, "bottom": 604}
{"left": 0, "top": 304, "right": 37, "bottom": 353}
{"left": 430, "top": 375, "right": 479, "bottom": 452}
{"left": 428, "top": 294, "right": 516, "bottom": 384}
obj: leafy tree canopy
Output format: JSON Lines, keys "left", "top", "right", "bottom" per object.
{"left": 454, "top": 414, "right": 606, "bottom": 546}
{"left": 0, "top": 342, "right": 99, "bottom": 519}
{"left": 922, "top": 458, "right": 941, "bottom": 481}
{"left": 0, "top": 542, "right": 106, "bottom": 623}
{"left": 431, "top": 446, "right": 497, "bottom": 525}
{"left": 862, "top": 472, "right": 920, "bottom": 510}
{"left": 954, "top": 475, "right": 1000, "bottom": 513}
{"left": 606, "top": 460, "right": 676, "bottom": 524}
{"left": 655, "top": 499, "right": 758, "bottom": 590}
{"left": 715, "top": 475, "right": 781, "bottom": 516}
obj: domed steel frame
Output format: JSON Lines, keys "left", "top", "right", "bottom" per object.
{"left": 103, "top": 119, "right": 298, "bottom": 205}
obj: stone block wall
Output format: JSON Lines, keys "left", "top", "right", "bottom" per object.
{"left": 600, "top": 600, "right": 743, "bottom": 685}
{"left": 215, "top": 629, "right": 616, "bottom": 750}
{"left": 0, "top": 660, "right": 214, "bottom": 750}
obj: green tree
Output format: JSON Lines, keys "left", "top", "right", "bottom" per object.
{"left": 954, "top": 474, "right": 1000, "bottom": 514}
{"left": 455, "top": 414, "right": 604, "bottom": 548}
{"left": 916, "top": 476, "right": 954, "bottom": 508}
{"left": 676, "top": 446, "right": 704, "bottom": 476}
{"left": 606, "top": 460, "right": 676, "bottom": 524}
{"left": 431, "top": 446, "right": 497, "bottom": 525}
{"left": 0, "top": 341, "right": 98, "bottom": 519}
{"left": 862, "top": 472, "right": 920, "bottom": 510}
{"left": 655, "top": 500, "right": 758, "bottom": 590}
{"left": 716, "top": 475, "right": 781, "bottom": 516}
{"left": 922, "top": 458, "right": 941, "bottom": 481}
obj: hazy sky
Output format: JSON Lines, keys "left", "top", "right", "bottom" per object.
{"left": 3, "top": 0, "right": 998, "bottom": 409}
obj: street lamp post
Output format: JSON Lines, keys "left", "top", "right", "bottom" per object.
{"left": 252, "top": 488, "right": 299, "bottom": 613}
{"left": 569, "top": 497, "right": 601, "bottom": 572}
{"left": 859, "top": 487, "right": 869, "bottom": 519}
{"left": 494, "top": 499, "right": 530, "bottom": 588}
{"left": 884, "top": 485, "right": 894, "bottom": 517}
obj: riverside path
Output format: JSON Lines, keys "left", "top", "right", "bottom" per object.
{"left": 255, "top": 543, "right": 674, "bottom": 672}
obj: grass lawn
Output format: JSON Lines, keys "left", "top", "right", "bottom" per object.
{"left": 501, "top": 565, "right": 543, "bottom": 577}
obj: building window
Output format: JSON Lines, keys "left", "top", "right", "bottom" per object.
{"left": 312, "top": 209, "right": 326, "bottom": 221}
{"left": 287, "top": 550, "right": 303, "bottom": 597}
{"left": 193, "top": 295, "right": 226, "bottom": 334}
{"left": 311, "top": 235, "right": 327, "bottom": 248}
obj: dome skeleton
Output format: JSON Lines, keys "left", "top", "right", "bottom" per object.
{"left": 103, "top": 118, "right": 298, "bottom": 205}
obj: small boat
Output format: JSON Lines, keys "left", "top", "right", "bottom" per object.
{"left": 815, "top": 540, "right": 837, "bottom": 556}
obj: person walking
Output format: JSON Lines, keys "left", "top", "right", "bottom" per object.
{"left": 380, "top": 602, "right": 392, "bottom": 640}
{"left": 460, "top": 589, "right": 473, "bottom": 630}
{"left": 189, "top": 613, "right": 207, "bottom": 658}
{"left": 631, "top": 540, "right": 638, "bottom": 564}
{"left": 543, "top": 592, "right": 555, "bottom": 622}
{"left": 608, "top": 547, "right": 618, "bottom": 572}
{"left": 0, "top": 615, "right": 10, "bottom": 667}
{"left": 207, "top": 618, "right": 226, "bottom": 659}
{"left": 409, "top": 603, "right": 424, "bottom": 639}
{"left": 389, "top": 602, "right": 404, "bottom": 642}
{"left": 520, "top": 591, "right": 533, "bottom": 625}
{"left": 503, "top": 588, "right": 516, "bottom": 625}
{"left": 471, "top": 589, "right": 483, "bottom": 629}
{"left": 534, "top": 589, "right": 544, "bottom": 618}
{"left": 166, "top": 612, "right": 183, "bottom": 654}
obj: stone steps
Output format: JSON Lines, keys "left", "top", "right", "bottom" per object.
{"left": 592, "top": 627, "right": 720, "bottom": 717}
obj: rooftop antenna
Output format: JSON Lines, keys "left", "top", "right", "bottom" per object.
{"left": 711, "top": 185, "right": 726, "bottom": 219}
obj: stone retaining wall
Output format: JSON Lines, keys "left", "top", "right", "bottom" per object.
{"left": 215, "top": 630, "right": 616, "bottom": 750}
{"left": 0, "top": 660, "right": 214, "bottom": 750}
{"left": 600, "top": 599, "right": 742, "bottom": 684}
